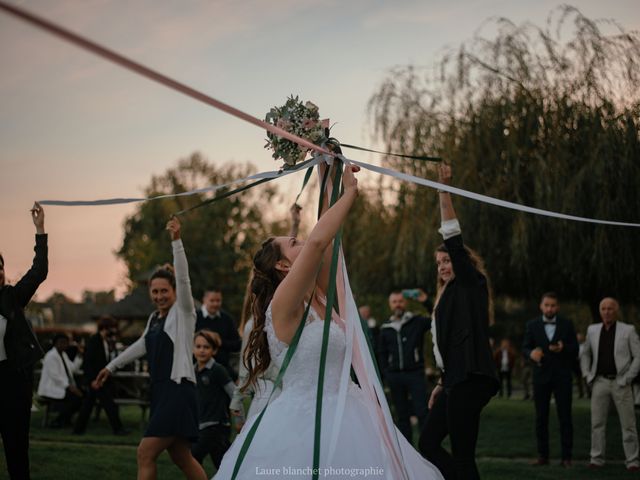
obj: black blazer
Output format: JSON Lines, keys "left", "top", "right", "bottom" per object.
{"left": 0, "top": 235, "right": 47, "bottom": 377}
{"left": 195, "top": 309, "right": 241, "bottom": 375}
{"left": 434, "top": 234, "right": 498, "bottom": 390}
{"left": 522, "top": 315, "right": 578, "bottom": 384}
{"left": 82, "top": 332, "right": 110, "bottom": 384}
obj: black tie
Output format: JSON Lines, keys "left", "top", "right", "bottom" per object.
{"left": 58, "top": 350, "right": 76, "bottom": 387}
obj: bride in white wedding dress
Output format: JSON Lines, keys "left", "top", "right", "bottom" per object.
{"left": 214, "top": 164, "right": 442, "bottom": 480}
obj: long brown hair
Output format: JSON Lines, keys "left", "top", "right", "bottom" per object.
{"left": 435, "top": 243, "right": 495, "bottom": 326}
{"left": 242, "top": 238, "right": 286, "bottom": 391}
{"left": 238, "top": 271, "right": 254, "bottom": 337}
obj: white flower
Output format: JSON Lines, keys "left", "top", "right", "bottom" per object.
{"left": 305, "top": 101, "right": 319, "bottom": 112}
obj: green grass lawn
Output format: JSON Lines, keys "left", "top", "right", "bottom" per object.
{"left": 1, "top": 397, "right": 638, "bottom": 479}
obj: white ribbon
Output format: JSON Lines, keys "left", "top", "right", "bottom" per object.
{"left": 38, "top": 158, "right": 320, "bottom": 206}
{"left": 39, "top": 154, "right": 640, "bottom": 228}
{"left": 343, "top": 156, "right": 640, "bottom": 228}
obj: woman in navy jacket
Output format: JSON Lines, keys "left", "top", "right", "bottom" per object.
{"left": 418, "top": 165, "right": 499, "bottom": 480}
{"left": 0, "top": 202, "right": 47, "bottom": 480}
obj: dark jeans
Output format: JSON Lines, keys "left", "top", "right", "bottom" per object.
{"left": 0, "top": 361, "right": 33, "bottom": 480}
{"left": 419, "top": 374, "right": 496, "bottom": 480}
{"left": 191, "top": 424, "right": 231, "bottom": 468}
{"left": 498, "top": 370, "right": 512, "bottom": 397}
{"left": 533, "top": 374, "right": 573, "bottom": 460}
{"left": 385, "top": 369, "right": 429, "bottom": 442}
{"left": 74, "top": 382, "right": 123, "bottom": 434}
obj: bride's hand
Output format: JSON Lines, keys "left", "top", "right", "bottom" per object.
{"left": 342, "top": 164, "right": 360, "bottom": 192}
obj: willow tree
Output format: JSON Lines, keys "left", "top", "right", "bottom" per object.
{"left": 367, "top": 5, "right": 640, "bottom": 306}
{"left": 117, "top": 152, "right": 278, "bottom": 318}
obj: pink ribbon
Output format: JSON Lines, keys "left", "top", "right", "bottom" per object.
{"left": 0, "top": 1, "right": 333, "bottom": 159}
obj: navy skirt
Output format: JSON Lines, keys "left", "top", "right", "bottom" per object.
{"left": 144, "top": 314, "right": 199, "bottom": 441}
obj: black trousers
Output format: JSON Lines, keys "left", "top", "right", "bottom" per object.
{"left": 191, "top": 424, "right": 231, "bottom": 468}
{"left": 0, "top": 361, "right": 33, "bottom": 480}
{"left": 498, "top": 370, "right": 512, "bottom": 397}
{"left": 74, "top": 381, "right": 123, "bottom": 434}
{"left": 533, "top": 374, "right": 573, "bottom": 460}
{"left": 419, "top": 374, "right": 495, "bottom": 480}
{"left": 44, "top": 391, "right": 83, "bottom": 427}
{"left": 385, "top": 369, "right": 429, "bottom": 442}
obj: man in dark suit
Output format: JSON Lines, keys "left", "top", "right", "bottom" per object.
{"left": 73, "top": 317, "right": 127, "bottom": 435}
{"left": 195, "top": 287, "right": 241, "bottom": 380}
{"left": 522, "top": 292, "right": 578, "bottom": 467}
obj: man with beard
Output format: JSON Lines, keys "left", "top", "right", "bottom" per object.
{"left": 523, "top": 292, "right": 578, "bottom": 467}
{"left": 378, "top": 289, "right": 432, "bottom": 443}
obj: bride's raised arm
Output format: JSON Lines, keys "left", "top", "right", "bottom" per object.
{"left": 271, "top": 164, "right": 359, "bottom": 343}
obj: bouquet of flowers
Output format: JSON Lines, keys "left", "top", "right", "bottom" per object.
{"left": 264, "top": 95, "right": 327, "bottom": 166}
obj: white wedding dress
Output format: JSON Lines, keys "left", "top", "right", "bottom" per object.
{"left": 214, "top": 303, "right": 443, "bottom": 479}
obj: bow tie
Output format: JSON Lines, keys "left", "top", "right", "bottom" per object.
{"left": 543, "top": 318, "right": 556, "bottom": 325}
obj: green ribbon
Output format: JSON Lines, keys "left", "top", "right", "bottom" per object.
{"left": 340, "top": 143, "right": 442, "bottom": 162}
{"left": 175, "top": 157, "right": 319, "bottom": 217}
{"left": 294, "top": 165, "right": 315, "bottom": 205}
{"left": 231, "top": 299, "right": 315, "bottom": 480}
{"left": 312, "top": 161, "right": 344, "bottom": 479}
{"left": 229, "top": 158, "right": 347, "bottom": 479}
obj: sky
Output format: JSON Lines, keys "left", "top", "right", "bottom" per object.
{"left": 1, "top": 0, "right": 639, "bottom": 302}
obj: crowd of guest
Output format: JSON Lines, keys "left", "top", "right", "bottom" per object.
{"left": 3, "top": 201, "right": 640, "bottom": 480}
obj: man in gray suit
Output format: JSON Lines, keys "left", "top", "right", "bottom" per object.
{"left": 581, "top": 297, "right": 640, "bottom": 472}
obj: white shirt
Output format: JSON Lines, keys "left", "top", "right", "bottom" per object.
{"left": 431, "top": 311, "right": 444, "bottom": 370}
{"left": 201, "top": 305, "right": 220, "bottom": 320}
{"left": 37, "top": 347, "right": 82, "bottom": 399}
{"left": 500, "top": 350, "right": 509, "bottom": 372}
{"left": 0, "top": 313, "right": 7, "bottom": 361}
{"left": 543, "top": 316, "right": 557, "bottom": 342}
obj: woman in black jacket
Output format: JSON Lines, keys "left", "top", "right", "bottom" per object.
{"left": 418, "top": 165, "right": 498, "bottom": 480}
{"left": 0, "top": 202, "right": 47, "bottom": 480}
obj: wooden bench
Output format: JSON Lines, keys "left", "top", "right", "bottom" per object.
{"left": 114, "top": 397, "right": 149, "bottom": 427}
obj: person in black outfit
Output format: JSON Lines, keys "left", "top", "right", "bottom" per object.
{"left": 0, "top": 202, "right": 47, "bottom": 480}
{"left": 378, "top": 289, "right": 431, "bottom": 443}
{"left": 522, "top": 292, "right": 578, "bottom": 467}
{"left": 191, "top": 330, "right": 235, "bottom": 469}
{"left": 418, "top": 165, "right": 499, "bottom": 480}
{"left": 195, "top": 287, "right": 241, "bottom": 380}
{"left": 73, "top": 316, "right": 127, "bottom": 435}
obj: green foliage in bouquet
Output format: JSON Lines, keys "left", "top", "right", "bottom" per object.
{"left": 265, "top": 95, "right": 327, "bottom": 166}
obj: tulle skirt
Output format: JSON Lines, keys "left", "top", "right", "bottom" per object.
{"left": 214, "top": 384, "right": 443, "bottom": 480}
